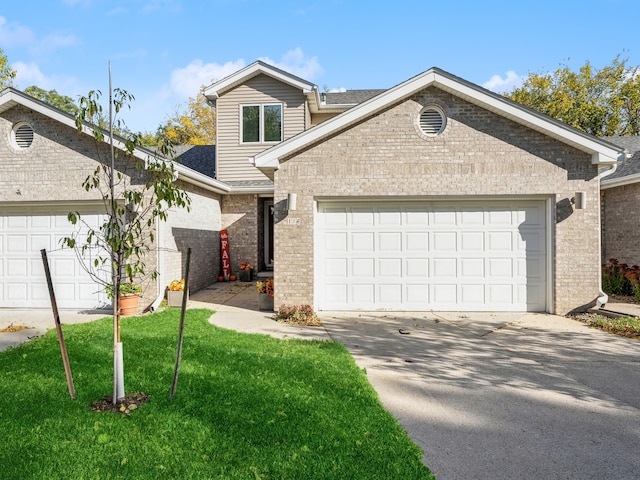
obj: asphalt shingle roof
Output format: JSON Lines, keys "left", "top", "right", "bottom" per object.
{"left": 173, "top": 145, "right": 216, "bottom": 179}
{"left": 602, "top": 136, "right": 640, "bottom": 180}
{"left": 324, "top": 89, "right": 387, "bottom": 105}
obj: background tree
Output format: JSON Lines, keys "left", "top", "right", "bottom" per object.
{"left": 155, "top": 90, "right": 216, "bottom": 145}
{"left": 63, "top": 88, "right": 191, "bottom": 403}
{"left": 24, "top": 86, "right": 79, "bottom": 115}
{"left": 0, "top": 48, "right": 16, "bottom": 88}
{"left": 506, "top": 55, "right": 640, "bottom": 137}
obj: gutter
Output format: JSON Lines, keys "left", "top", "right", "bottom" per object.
{"left": 596, "top": 162, "right": 619, "bottom": 308}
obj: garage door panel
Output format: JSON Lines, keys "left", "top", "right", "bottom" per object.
{"left": 406, "top": 258, "right": 429, "bottom": 277}
{"left": 488, "top": 258, "right": 512, "bottom": 277}
{"left": 460, "top": 231, "right": 484, "bottom": 251}
{"left": 433, "top": 231, "right": 457, "bottom": 251}
{"left": 433, "top": 258, "right": 457, "bottom": 277}
{"left": 317, "top": 200, "right": 547, "bottom": 312}
{"left": 352, "top": 284, "right": 374, "bottom": 303}
{"left": 379, "top": 232, "right": 401, "bottom": 251}
{"left": 461, "top": 258, "right": 485, "bottom": 277}
{"left": 31, "top": 235, "right": 51, "bottom": 251}
{"left": 406, "top": 232, "right": 429, "bottom": 251}
{"left": 406, "top": 284, "right": 429, "bottom": 303}
{"left": 325, "top": 232, "right": 347, "bottom": 251}
{"left": 433, "top": 284, "right": 457, "bottom": 303}
{"left": 352, "top": 232, "right": 374, "bottom": 251}
{"left": 461, "top": 284, "right": 485, "bottom": 303}
{"left": 7, "top": 235, "right": 28, "bottom": 253}
{"left": 351, "top": 258, "right": 373, "bottom": 277}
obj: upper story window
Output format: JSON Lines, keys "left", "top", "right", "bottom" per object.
{"left": 241, "top": 103, "right": 282, "bottom": 143}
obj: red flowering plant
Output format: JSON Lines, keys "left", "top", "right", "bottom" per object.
{"left": 256, "top": 278, "right": 274, "bottom": 297}
{"left": 240, "top": 261, "right": 254, "bottom": 270}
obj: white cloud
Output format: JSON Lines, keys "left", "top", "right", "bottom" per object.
{"left": 0, "top": 16, "right": 77, "bottom": 55}
{"left": 0, "top": 16, "right": 34, "bottom": 47}
{"left": 328, "top": 87, "right": 346, "bottom": 93}
{"left": 169, "top": 59, "right": 246, "bottom": 98}
{"left": 13, "top": 61, "right": 79, "bottom": 93}
{"left": 259, "top": 48, "right": 323, "bottom": 80}
{"left": 482, "top": 70, "right": 524, "bottom": 93}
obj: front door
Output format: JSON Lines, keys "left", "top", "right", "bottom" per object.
{"left": 264, "top": 200, "right": 274, "bottom": 269}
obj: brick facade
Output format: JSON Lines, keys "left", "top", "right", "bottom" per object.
{"left": 602, "top": 183, "right": 640, "bottom": 266}
{"left": 273, "top": 89, "right": 602, "bottom": 315}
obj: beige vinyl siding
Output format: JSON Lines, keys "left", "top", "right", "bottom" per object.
{"left": 217, "top": 74, "right": 307, "bottom": 182}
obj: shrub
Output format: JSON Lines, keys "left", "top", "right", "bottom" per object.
{"left": 602, "top": 258, "right": 640, "bottom": 299}
{"left": 276, "top": 304, "right": 322, "bottom": 326}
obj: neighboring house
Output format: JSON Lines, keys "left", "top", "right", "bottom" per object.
{"left": 0, "top": 88, "right": 227, "bottom": 310}
{"left": 205, "top": 61, "right": 625, "bottom": 315}
{"left": 600, "top": 136, "right": 640, "bottom": 266}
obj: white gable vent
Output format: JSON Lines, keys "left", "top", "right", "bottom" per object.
{"left": 12, "top": 122, "right": 34, "bottom": 149}
{"left": 419, "top": 107, "right": 446, "bottom": 136}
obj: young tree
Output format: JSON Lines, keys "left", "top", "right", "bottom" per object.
{"left": 506, "top": 55, "right": 640, "bottom": 137}
{"left": 63, "top": 87, "right": 191, "bottom": 403}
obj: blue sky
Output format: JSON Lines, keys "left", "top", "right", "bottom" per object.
{"left": 1, "top": 0, "right": 637, "bottom": 133}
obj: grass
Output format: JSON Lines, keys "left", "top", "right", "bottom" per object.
{"left": 0, "top": 309, "right": 433, "bottom": 480}
{"left": 588, "top": 315, "right": 640, "bottom": 339}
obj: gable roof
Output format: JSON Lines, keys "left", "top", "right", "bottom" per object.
{"left": 251, "top": 67, "right": 626, "bottom": 172}
{"left": 601, "top": 136, "right": 640, "bottom": 188}
{"left": 204, "top": 60, "right": 316, "bottom": 100}
{"left": 0, "top": 87, "right": 229, "bottom": 194}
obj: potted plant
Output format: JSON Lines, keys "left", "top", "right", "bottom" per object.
{"left": 167, "top": 279, "right": 187, "bottom": 307}
{"left": 239, "top": 262, "right": 254, "bottom": 282}
{"left": 256, "top": 278, "right": 274, "bottom": 311}
{"left": 106, "top": 282, "right": 143, "bottom": 316}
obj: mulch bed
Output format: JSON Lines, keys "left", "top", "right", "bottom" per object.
{"left": 90, "top": 392, "right": 150, "bottom": 415}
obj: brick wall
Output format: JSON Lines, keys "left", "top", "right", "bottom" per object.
{"left": 602, "top": 183, "right": 640, "bottom": 266}
{"left": 160, "top": 182, "right": 222, "bottom": 295}
{"left": 273, "top": 88, "right": 602, "bottom": 315}
{"left": 221, "top": 194, "right": 259, "bottom": 276}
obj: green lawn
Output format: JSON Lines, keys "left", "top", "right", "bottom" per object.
{"left": 0, "top": 309, "right": 433, "bottom": 479}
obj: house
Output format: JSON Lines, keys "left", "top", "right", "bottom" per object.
{"left": 0, "top": 88, "right": 227, "bottom": 310}
{"left": 0, "top": 62, "right": 626, "bottom": 315}
{"left": 205, "top": 62, "right": 625, "bottom": 315}
{"left": 600, "top": 136, "right": 640, "bottom": 266}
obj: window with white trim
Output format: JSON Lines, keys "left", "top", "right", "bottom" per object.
{"left": 241, "top": 103, "right": 282, "bottom": 143}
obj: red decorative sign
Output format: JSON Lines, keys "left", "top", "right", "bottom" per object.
{"left": 220, "top": 229, "right": 230, "bottom": 279}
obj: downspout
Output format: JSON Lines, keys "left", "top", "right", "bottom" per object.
{"left": 596, "top": 162, "right": 619, "bottom": 308}
{"left": 149, "top": 216, "right": 164, "bottom": 312}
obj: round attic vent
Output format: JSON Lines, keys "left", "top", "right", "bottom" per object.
{"left": 12, "top": 122, "right": 34, "bottom": 149}
{"left": 419, "top": 107, "right": 446, "bottom": 136}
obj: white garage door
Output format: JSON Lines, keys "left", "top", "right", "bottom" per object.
{"left": 316, "top": 200, "right": 547, "bottom": 312}
{"left": 0, "top": 204, "right": 109, "bottom": 309}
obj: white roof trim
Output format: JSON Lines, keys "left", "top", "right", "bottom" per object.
{"left": 252, "top": 68, "right": 625, "bottom": 170}
{"left": 204, "top": 60, "right": 316, "bottom": 100}
{"left": 0, "top": 87, "right": 226, "bottom": 194}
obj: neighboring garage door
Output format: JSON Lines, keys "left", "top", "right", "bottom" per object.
{"left": 316, "top": 200, "right": 547, "bottom": 312}
{"left": 0, "top": 204, "right": 109, "bottom": 309}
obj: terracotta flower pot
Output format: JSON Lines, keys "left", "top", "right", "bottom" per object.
{"left": 119, "top": 294, "right": 140, "bottom": 316}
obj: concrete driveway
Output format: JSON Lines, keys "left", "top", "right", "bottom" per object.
{"left": 320, "top": 311, "right": 640, "bottom": 480}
